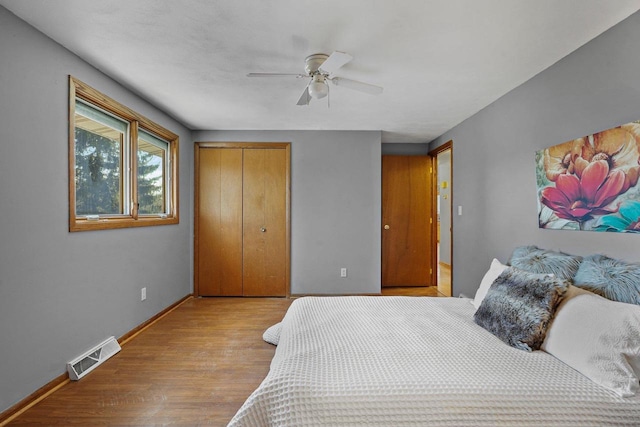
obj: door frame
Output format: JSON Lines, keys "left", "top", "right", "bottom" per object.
{"left": 429, "top": 140, "right": 453, "bottom": 296}
{"left": 194, "top": 141, "right": 291, "bottom": 297}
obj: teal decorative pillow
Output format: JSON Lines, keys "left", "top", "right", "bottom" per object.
{"left": 573, "top": 254, "right": 640, "bottom": 306}
{"left": 508, "top": 245, "right": 582, "bottom": 281}
{"left": 474, "top": 267, "right": 568, "bottom": 352}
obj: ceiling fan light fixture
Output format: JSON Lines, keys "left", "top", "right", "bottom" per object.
{"left": 308, "top": 75, "right": 328, "bottom": 99}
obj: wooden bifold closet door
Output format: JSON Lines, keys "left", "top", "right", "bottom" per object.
{"left": 242, "top": 149, "right": 287, "bottom": 296}
{"left": 196, "top": 143, "right": 290, "bottom": 297}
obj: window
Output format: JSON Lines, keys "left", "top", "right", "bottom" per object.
{"left": 74, "top": 100, "right": 128, "bottom": 216}
{"left": 69, "top": 76, "right": 179, "bottom": 231}
{"left": 137, "top": 130, "right": 170, "bottom": 215}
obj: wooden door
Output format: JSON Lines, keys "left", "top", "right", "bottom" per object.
{"left": 242, "top": 149, "right": 287, "bottom": 296}
{"left": 382, "top": 155, "right": 433, "bottom": 287}
{"left": 197, "top": 148, "right": 243, "bottom": 296}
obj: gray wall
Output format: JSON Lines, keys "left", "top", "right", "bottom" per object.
{"left": 0, "top": 7, "right": 192, "bottom": 412}
{"left": 430, "top": 11, "right": 640, "bottom": 298}
{"left": 381, "top": 142, "right": 430, "bottom": 155}
{"left": 193, "top": 130, "right": 381, "bottom": 295}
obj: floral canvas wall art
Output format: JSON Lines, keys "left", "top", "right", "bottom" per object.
{"left": 536, "top": 121, "right": 640, "bottom": 232}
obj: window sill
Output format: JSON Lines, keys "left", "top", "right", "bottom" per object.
{"left": 69, "top": 216, "right": 179, "bottom": 232}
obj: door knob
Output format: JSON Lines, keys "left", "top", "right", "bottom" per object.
{"left": 384, "top": 224, "right": 390, "bottom": 230}
{"left": 260, "top": 227, "right": 267, "bottom": 232}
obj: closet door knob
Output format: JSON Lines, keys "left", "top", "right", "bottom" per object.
{"left": 260, "top": 227, "right": 267, "bottom": 232}
{"left": 384, "top": 224, "right": 390, "bottom": 230}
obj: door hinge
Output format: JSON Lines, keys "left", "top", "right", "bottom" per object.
{"left": 430, "top": 217, "right": 433, "bottom": 224}
{"left": 430, "top": 167, "right": 433, "bottom": 173}
{"left": 430, "top": 268, "right": 433, "bottom": 275}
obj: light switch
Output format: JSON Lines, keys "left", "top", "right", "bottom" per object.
{"left": 458, "top": 205, "right": 463, "bottom": 216}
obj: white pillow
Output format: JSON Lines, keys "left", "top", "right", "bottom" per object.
{"left": 542, "top": 286, "right": 640, "bottom": 397}
{"left": 472, "top": 258, "right": 508, "bottom": 309}
{"left": 263, "top": 322, "right": 282, "bottom": 346}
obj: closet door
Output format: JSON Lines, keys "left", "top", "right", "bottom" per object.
{"left": 242, "top": 149, "right": 287, "bottom": 296}
{"left": 197, "top": 148, "right": 243, "bottom": 296}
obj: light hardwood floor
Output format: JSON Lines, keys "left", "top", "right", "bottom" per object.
{"left": 438, "top": 262, "right": 452, "bottom": 296}
{"left": 8, "top": 290, "right": 442, "bottom": 426}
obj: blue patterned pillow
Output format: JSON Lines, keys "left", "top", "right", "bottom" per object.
{"left": 508, "top": 245, "right": 582, "bottom": 281}
{"left": 573, "top": 254, "right": 640, "bottom": 306}
{"left": 474, "top": 267, "right": 568, "bottom": 352}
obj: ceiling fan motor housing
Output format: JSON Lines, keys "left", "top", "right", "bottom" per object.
{"left": 305, "top": 53, "right": 329, "bottom": 75}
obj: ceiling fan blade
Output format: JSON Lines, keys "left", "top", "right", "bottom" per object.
{"left": 296, "top": 86, "right": 311, "bottom": 106}
{"left": 330, "top": 77, "right": 383, "bottom": 95}
{"left": 318, "top": 51, "right": 353, "bottom": 74}
{"left": 247, "top": 73, "right": 306, "bottom": 78}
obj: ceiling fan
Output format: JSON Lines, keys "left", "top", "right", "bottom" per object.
{"left": 247, "top": 51, "right": 383, "bottom": 106}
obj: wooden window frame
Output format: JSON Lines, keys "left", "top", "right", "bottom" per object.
{"left": 69, "top": 76, "right": 179, "bottom": 231}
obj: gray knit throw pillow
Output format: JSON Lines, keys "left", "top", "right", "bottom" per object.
{"left": 474, "top": 267, "right": 568, "bottom": 351}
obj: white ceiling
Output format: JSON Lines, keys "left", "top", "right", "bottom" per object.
{"left": 2, "top": 1, "right": 639, "bottom": 143}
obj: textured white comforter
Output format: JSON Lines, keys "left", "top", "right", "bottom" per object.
{"left": 228, "top": 296, "right": 640, "bottom": 426}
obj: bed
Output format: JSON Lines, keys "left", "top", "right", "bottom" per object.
{"left": 228, "top": 247, "right": 640, "bottom": 426}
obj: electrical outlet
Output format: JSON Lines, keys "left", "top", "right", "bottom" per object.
{"left": 340, "top": 268, "right": 347, "bottom": 278}
{"left": 141, "top": 287, "right": 147, "bottom": 301}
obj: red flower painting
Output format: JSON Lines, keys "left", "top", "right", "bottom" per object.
{"left": 537, "top": 121, "right": 640, "bottom": 231}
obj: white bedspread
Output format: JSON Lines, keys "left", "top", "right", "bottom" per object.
{"left": 228, "top": 296, "right": 640, "bottom": 426}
